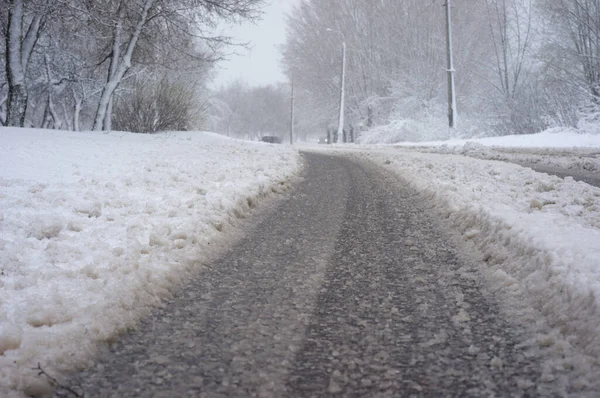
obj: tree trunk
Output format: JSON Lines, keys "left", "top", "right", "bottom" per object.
{"left": 5, "top": 0, "right": 44, "bottom": 127}
{"left": 5, "top": 0, "right": 27, "bottom": 127}
{"left": 6, "top": 84, "right": 27, "bottom": 127}
{"left": 73, "top": 100, "right": 82, "bottom": 131}
{"left": 72, "top": 87, "right": 83, "bottom": 131}
{"left": 0, "top": 94, "right": 7, "bottom": 126}
{"left": 104, "top": 95, "right": 113, "bottom": 131}
{"left": 43, "top": 53, "right": 61, "bottom": 129}
{"left": 41, "top": 100, "right": 50, "bottom": 129}
{"left": 62, "top": 103, "right": 72, "bottom": 131}
{"left": 47, "top": 93, "right": 62, "bottom": 129}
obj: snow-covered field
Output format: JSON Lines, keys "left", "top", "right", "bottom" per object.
{"left": 0, "top": 128, "right": 301, "bottom": 397}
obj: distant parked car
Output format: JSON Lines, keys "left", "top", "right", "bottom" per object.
{"left": 261, "top": 136, "right": 282, "bottom": 144}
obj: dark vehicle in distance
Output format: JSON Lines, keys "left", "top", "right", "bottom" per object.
{"left": 261, "top": 136, "right": 282, "bottom": 144}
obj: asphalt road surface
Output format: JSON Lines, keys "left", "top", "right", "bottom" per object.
{"left": 55, "top": 152, "right": 552, "bottom": 397}
{"left": 518, "top": 162, "right": 600, "bottom": 188}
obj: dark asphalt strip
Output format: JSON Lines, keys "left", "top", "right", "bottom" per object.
{"left": 516, "top": 162, "right": 600, "bottom": 188}
{"left": 55, "top": 153, "right": 548, "bottom": 397}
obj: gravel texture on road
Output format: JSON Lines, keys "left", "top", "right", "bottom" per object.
{"left": 55, "top": 153, "right": 555, "bottom": 397}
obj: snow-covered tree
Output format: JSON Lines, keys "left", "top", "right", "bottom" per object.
{"left": 280, "top": 0, "right": 494, "bottom": 139}
{"left": 1, "top": 0, "right": 264, "bottom": 131}
{"left": 281, "top": 0, "right": 591, "bottom": 139}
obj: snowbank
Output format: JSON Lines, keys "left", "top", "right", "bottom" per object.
{"left": 396, "top": 130, "right": 600, "bottom": 176}
{"left": 359, "top": 115, "right": 600, "bottom": 147}
{"left": 0, "top": 128, "right": 300, "bottom": 396}
{"left": 396, "top": 127, "right": 600, "bottom": 148}
{"left": 344, "top": 147, "right": 600, "bottom": 381}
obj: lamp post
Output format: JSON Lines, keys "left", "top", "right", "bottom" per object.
{"left": 444, "top": 0, "right": 457, "bottom": 128}
{"left": 290, "top": 81, "right": 295, "bottom": 144}
{"left": 326, "top": 28, "right": 346, "bottom": 144}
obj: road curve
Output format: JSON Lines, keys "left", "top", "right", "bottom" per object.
{"left": 55, "top": 152, "right": 550, "bottom": 397}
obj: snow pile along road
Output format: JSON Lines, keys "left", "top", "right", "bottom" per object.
{"left": 395, "top": 129, "right": 600, "bottom": 176}
{"left": 0, "top": 128, "right": 300, "bottom": 396}
{"left": 347, "top": 148, "right": 600, "bottom": 379}
{"left": 448, "top": 143, "right": 600, "bottom": 175}
{"left": 394, "top": 128, "right": 600, "bottom": 149}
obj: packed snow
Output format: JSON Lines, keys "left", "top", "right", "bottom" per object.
{"left": 0, "top": 128, "right": 301, "bottom": 397}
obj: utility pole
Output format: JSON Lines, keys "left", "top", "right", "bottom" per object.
{"left": 290, "top": 82, "right": 295, "bottom": 145}
{"left": 326, "top": 28, "right": 346, "bottom": 143}
{"left": 444, "top": 0, "right": 457, "bottom": 128}
{"left": 338, "top": 40, "right": 346, "bottom": 143}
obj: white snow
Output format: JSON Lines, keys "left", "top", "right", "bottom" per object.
{"left": 354, "top": 127, "right": 600, "bottom": 176}
{"left": 394, "top": 129, "right": 600, "bottom": 177}
{"left": 0, "top": 127, "right": 300, "bottom": 397}
{"left": 394, "top": 127, "right": 600, "bottom": 148}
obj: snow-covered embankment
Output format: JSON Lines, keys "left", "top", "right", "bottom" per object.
{"left": 0, "top": 128, "right": 300, "bottom": 396}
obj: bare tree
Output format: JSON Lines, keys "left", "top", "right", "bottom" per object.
{"left": 113, "top": 77, "right": 201, "bottom": 133}
{"left": 92, "top": 0, "right": 155, "bottom": 131}
{"left": 482, "top": 0, "right": 547, "bottom": 133}
{"left": 3, "top": 0, "right": 48, "bottom": 126}
{"left": 91, "top": 0, "right": 264, "bottom": 131}
{"left": 485, "top": 0, "right": 534, "bottom": 99}
{"left": 539, "top": 0, "right": 600, "bottom": 101}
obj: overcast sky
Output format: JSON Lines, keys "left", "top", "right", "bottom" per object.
{"left": 211, "top": 0, "right": 299, "bottom": 88}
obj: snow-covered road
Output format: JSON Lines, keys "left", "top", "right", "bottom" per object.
{"left": 1, "top": 127, "right": 599, "bottom": 396}
{"left": 51, "top": 153, "right": 568, "bottom": 396}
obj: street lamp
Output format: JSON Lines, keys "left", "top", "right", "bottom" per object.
{"left": 290, "top": 81, "right": 295, "bottom": 144}
{"left": 444, "top": 0, "right": 457, "bottom": 128}
{"left": 326, "top": 28, "right": 346, "bottom": 144}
